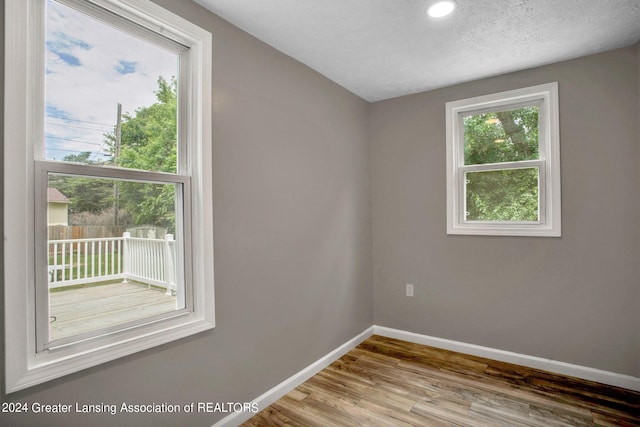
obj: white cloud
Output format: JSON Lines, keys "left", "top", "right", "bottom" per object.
{"left": 45, "top": 0, "right": 178, "bottom": 160}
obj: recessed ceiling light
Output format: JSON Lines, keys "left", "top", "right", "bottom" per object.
{"left": 427, "top": 1, "right": 457, "bottom": 18}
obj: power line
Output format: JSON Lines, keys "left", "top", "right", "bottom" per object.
{"left": 46, "top": 147, "right": 110, "bottom": 162}
{"left": 90, "top": 141, "right": 109, "bottom": 161}
{"left": 46, "top": 148, "right": 80, "bottom": 152}
{"left": 47, "top": 148, "right": 109, "bottom": 162}
{"left": 46, "top": 134, "right": 104, "bottom": 146}
{"left": 46, "top": 121, "right": 114, "bottom": 132}
{"left": 45, "top": 115, "right": 114, "bottom": 128}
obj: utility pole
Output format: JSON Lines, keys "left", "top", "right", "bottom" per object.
{"left": 114, "top": 103, "right": 122, "bottom": 227}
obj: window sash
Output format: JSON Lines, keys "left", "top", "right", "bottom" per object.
{"left": 82, "top": 0, "right": 205, "bottom": 180}
{"left": 41, "top": 0, "right": 189, "bottom": 172}
{"left": 457, "top": 159, "right": 546, "bottom": 226}
{"left": 459, "top": 162, "right": 544, "bottom": 225}
{"left": 34, "top": 160, "right": 193, "bottom": 351}
{"left": 457, "top": 100, "right": 546, "bottom": 167}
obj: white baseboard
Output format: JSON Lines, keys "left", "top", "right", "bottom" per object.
{"left": 373, "top": 325, "right": 640, "bottom": 392}
{"left": 212, "top": 326, "right": 374, "bottom": 427}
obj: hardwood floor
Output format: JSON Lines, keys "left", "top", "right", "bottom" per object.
{"left": 242, "top": 335, "right": 640, "bottom": 426}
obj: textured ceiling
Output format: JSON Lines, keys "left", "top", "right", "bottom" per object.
{"left": 194, "top": 0, "right": 640, "bottom": 102}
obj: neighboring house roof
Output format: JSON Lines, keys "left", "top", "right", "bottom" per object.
{"left": 47, "top": 188, "right": 70, "bottom": 203}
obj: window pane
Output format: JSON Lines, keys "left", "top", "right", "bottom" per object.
{"left": 465, "top": 168, "right": 539, "bottom": 222}
{"left": 47, "top": 174, "right": 184, "bottom": 342}
{"left": 463, "top": 106, "right": 539, "bottom": 165}
{"left": 45, "top": 0, "right": 179, "bottom": 173}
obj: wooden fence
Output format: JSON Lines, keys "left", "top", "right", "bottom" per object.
{"left": 48, "top": 225, "right": 126, "bottom": 241}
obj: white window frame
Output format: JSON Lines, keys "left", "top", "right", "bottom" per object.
{"left": 446, "top": 82, "right": 561, "bottom": 237}
{"left": 4, "top": 0, "right": 214, "bottom": 393}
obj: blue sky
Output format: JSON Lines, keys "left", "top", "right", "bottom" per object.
{"left": 45, "top": 0, "right": 178, "bottom": 161}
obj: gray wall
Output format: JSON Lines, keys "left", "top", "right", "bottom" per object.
{"left": 0, "top": 1, "right": 372, "bottom": 426}
{"left": 371, "top": 46, "right": 640, "bottom": 378}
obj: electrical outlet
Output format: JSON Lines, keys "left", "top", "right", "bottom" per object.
{"left": 406, "top": 284, "right": 414, "bottom": 297}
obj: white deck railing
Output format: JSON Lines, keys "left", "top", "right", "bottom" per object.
{"left": 123, "top": 233, "right": 176, "bottom": 293}
{"left": 48, "top": 232, "right": 177, "bottom": 294}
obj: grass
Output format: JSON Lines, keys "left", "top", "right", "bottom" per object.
{"left": 49, "top": 251, "right": 122, "bottom": 282}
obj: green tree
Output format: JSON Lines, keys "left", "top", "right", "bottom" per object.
{"left": 463, "top": 106, "right": 539, "bottom": 221}
{"left": 48, "top": 78, "right": 178, "bottom": 230}
{"left": 109, "top": 76, "right": 177, "bottom": 173}
{"left": 463, "top": 106, "right": 538, "bottom": 165}
{"left": 105, "top": 76, "right": 178, "bottom": 231}
{"left": 49, "top": 152, "right": 114, "bottom": 215}
{"left": 59, "top": 151, "right": 94, "bottom": 164}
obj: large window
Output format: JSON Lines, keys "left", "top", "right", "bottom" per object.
{"left": 5, "top": 0, "right": 214, "bottom": 392}
{"left": 446, "top": 83, "right": 561, "bottom": 236}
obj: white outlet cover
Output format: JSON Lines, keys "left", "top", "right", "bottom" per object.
{"left": 406, "top": 284, "right": 414, "bottom": 297}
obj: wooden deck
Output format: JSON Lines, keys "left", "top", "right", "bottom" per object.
{"left": 49, "top": 282, "right": 177, "bottom": 341}
{"left": 244, "top": 335, "right": 640, "bottom": 426}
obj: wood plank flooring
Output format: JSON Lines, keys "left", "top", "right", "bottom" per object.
{"left": 49, "top": 282, "right": 177, "bottom": 340}
{"left": 243, "top": 335, "right": 640, "bottom": 426}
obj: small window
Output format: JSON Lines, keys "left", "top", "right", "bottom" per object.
{"left": 5, "top": 0, "right": 214, "bottom": 392}
{"left": 446, "top": 83, "right": 561, "bottom": 236}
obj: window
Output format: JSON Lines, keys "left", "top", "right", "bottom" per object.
{"left": 5, "top": 0, "right": 214, "bottom": 392}
{"left": 446, "top": 83, "right": 561, "bottom": 236}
